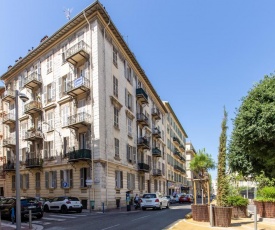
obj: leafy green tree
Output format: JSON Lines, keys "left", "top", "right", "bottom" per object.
{"left": 189, "top": 148, "right": 216, "bottom": 177}
{"left": 255, "top": 171, "right": 275, "bottom": 190}
{"left": 229, "top": 75, "right": 275, "bottom": 178}
{"left": 217, "top": 108, "right": 230, "bottom": 207}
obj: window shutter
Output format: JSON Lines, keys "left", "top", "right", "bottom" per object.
{"left": 20, "top": 174, "right": 23, "bottom": 189}
{"left": 19, "top": 149, "right": 22, "bottom": 162}
{"left": 58, "top": 77, "right": 62, "bottom": 98}
{"left": 133, "top": 147, "right": 136, "bottom": 164}
{"left": 85, "top": 61, "right": 89, "bottom": 79}
{"left": 70, "top": 169, "right": 73, "bottom": 188}
{"left": 52, "top": 82, "right": 56, "bottom": 101}
{"left": 60, "top": 170, "right": 64, "bottom": 188}
{"left": 26, "top": 174, "right": 29, "bottom": 189}
{"left": 133, "top": 174, "right": 135, "bottom": 190}
{"left": 120, "top": 171, "right": 123, "bottom": 188}
{"left": 45, "top": 172, "right": 49, "bottom": 189}
{"left": 127, "top": 173, "right": 130, "bottom": 190}
{"left": 80, "top": 168, "right": 84, "bottom": 187}
{"left": 125, "top": 88, "right": 127, "bottom": 107}
{"left": 12, "top": 175, "right": 15, "bottom": 190}
{"left": 126, "top": 144, "right": 130, "bottom": 161}
{"left": 54, "top": 171, "right": 57, "bottom": 188}
{"left": 115, "top": 171, "right": 118, "bottom": 188}
{"left": 43, "top": 86, "right": 47, "bottom": 105}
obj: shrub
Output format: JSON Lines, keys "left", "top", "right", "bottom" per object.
{"left": 255, "top": 186, "right": 275, "bottom": 202}
{"left": 227, "top": 196, "right": 249, "bottom": 207}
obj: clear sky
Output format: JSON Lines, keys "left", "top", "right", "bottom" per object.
{"left": 1, "top": 0, "right": 275, "bottom": 180}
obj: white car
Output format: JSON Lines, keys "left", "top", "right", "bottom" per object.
{"left": 140, "top": 193, "right": 169, "bottom": 210}
{"left": 44, "top": 196, "right": 82, "bottom": 214}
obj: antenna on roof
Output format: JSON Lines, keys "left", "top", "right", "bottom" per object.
{"left": 64, "top": 7, "right": 73, "bottom": 20}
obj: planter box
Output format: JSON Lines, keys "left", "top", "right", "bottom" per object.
{"left": 213, "top": 206, "right": 232, "bottom": 227}
{"left": 254, "top": 201, "right": 275, "bottom": 218}
{"left": 191, "top": 204, "right": 209, "bottom": 222}
{"left": 232, "top": 206, "right": 247, "bottom": 218}
{"left": 254, "top": 201, "right": 264, "bottom": 217}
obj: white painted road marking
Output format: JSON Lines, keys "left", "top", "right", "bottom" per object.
{"left": 101, "top": 224, "right": 120, "bottom": 230}
{"left": 131, "top": 215, "right": 151, "bottom": 221}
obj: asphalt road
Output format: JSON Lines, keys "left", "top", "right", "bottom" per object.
{"left": 1, "top": 203, "right": 191, "bottom": 230}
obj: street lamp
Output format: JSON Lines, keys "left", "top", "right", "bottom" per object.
{"left": 15, "top": 90, "right": 29, "bottom": 230}
{"left": 86, "top": 179, "right": 93, "bottom": 213}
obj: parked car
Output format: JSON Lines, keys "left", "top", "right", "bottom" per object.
{"left": 44, "top": 196, "right": 82, "bottom": 214}
{"left": 165, "top": 195, "right": 176, "bottom": 204}
{"left": 140, "top": 193, "right": 169, "bottom": 210}
{"left": 0, "top": 197, "right": 43, "bottom": 220}
{"left": 179, "top": 194, "right": 193, "bottom": 203}
{"left": 173, "top": 193, "right": 184, "bottom": 203}
{"left": 37, "top": 197, "right": 52, "bottom": 210}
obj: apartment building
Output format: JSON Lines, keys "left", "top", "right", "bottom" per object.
{"left": 186, "top": 142, "right": 198, "bottom": 195}
{"left": 0, "top": 1, "right": 175, "bottom": 209}
{"left": 163, "top": 102, "right": 188, "bottom": 195}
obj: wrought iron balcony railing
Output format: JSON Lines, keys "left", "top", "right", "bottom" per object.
{"left": 136, "top": 88, "right": 148, "bottom": 104}
{"left": 67, "top": 112, "right": 91, "bottom": 129}
{"left": 24, "top": 72, "right": 42, "bottom": 89}
{"left": 24, "top": 101, "right": 42, "bottom": 115}
{"left": 25, "top": 158, "right": 43, "bottom": 168}
{"left": 68, "top": 149, "right": 91, "bottom": 162}
{"left": 2, "top": 90, "right": 15, "bottom": 103}
{"left": 136, "top": 113, "right": 150, "bottom": 128}
{"left": 66, "top": 76, "right": 90, "bottom": 97}
{"left": 152, "top": 147, "right": 162, "bottom": 157}
{"left": 65, "top": 40, "right": 89, "bottom": 65}
{"left": 137, "top": 137, "right": 150, "bottom": 150}
{"left": 138, "top": 163, "right": 150, "bottom": 172}
{"left": 151, "top": 108, "right": 161, "bottom": 120}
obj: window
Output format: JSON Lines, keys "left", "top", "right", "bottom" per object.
{"left": 114, "top": 107, "right": 119, "bottom": 128}
{"left": 44, "top": 141, "right": 53, "bottom": 159}
{"left": 126, "top": 144, "right": 136, "bottom": 163}
{"left": 127, "top": 117, "right": 132, "bottom": 137}
{"left": 113, "top": 76, "right": 118, "bottom": 97}
{"left": 61, "top": 104, "right": 69, "bottom": 127}
{"left": 154, "top": 179, "right": 158, "bottom": 192}
{"left": 114, "top": 138, "right": 119, "bottom": 158}
{"left": 127, "top": 173, "right": 135, "bottom": 190}
{"left": 63, "top": 137, "right": 69, "bottom": 157}
{"left": 61, "top": 44, "right": 67, "bottom": 64}
{"left": 20, "top": 174, "right": 29, "bottom": 190}
{"left": 139, "top": 175, "right": 145, "bottom": 190}
{"left": 35, "top": 172, "right": 40, "bottom": 189}
{"left": 125, "top": 89, "right": 133, "bottom": 111}
{"left": 80, "top": 167, "right": 90, "bottom": 187}
{"left": 21, "top": 123, "right": 27, "bottom": 140}
{"left": 159, "top": 181, "right": 161, "bottom": 192}
{"left": 115, "top": 171, "right": 123, "bottom": 189}
{"left": 44, "top": 82, "right": 56, "bottom": 104}
{"left": 126, "top": 65, "right": 132, "bottom": 83}
{"left": 60, "top": 169, "right": 73, "bottom": 188}
{"left": 46, "top": 111, "right": 54, "bottom": 131}
{"left": 45, "top": 171, "right": 57, "bottom": 189}
{"left": 113, "top": 47, "right": 118, "bottom": 67}
{"left": 162, "top": 163, "right": 165, "bottom": 176}
{"left": 47, "top": 55, "right": 53, "bottom": 73}
{"left": 59, "top": 74, "right": 70, "bottom": 98}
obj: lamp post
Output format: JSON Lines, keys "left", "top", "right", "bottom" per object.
{"left": 15, "top": 90, "right": 29, "bottom": 230}
{"left": 86, "top": 179, "right": 93, "bottom": 213}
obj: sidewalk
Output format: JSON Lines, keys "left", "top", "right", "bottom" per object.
{"left": 0, "top": 222, "right": 43, "bottom": 230}
{"left": 169, "top": 217, "right": 275, "bottom": 230}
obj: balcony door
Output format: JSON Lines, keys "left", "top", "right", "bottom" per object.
{"left": 79, "top": 133, "right": 86, "bottom": 149}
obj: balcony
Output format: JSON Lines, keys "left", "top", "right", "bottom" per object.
{"left": 179, "top": 144, "right": 185, "bottom": 151}
{"left": 138, "top": 163, "right": 150, "bottom": 172}
{"left": 136, "top": 113, "right": 150, "bottom": 128}
{"left": 180, "top": 155, "right": 186, "bottom": 163}
{"left": 152, "top": 147, "right": 162, "bottom": 157}
{"left": 152, "top": 168, "right": 162, "bottom": 176}
{"left": 173, "top": 150, "right": 181, "bottom": 159}
{"left": 24, "top": 129, "right": 43, "bottom": 141}
{"left": 24, "top": 101, "right": 42, "bottom": 115}
{"left": 68, "top": 149, "right": 91, "bottom": 162}
{"left": 3, "top": 163, "right": 15, "bottom": 172}
{"left": 67, "top": 112, "right": 91, "bottom": 129}
{"left": 24, "top": 72, "right": 42, "bottom": 89}
{"left": 2, "top": 113, "right": 15, "bottom": 126}
{"left": 2, "top": 90, "right": 15, "bottom": 103}
{"left": 137, "top": 137, "right": 150, "bottom": 150}
{"left": 152, "top": 127, "right": 161, "bottom": 139}
{"left": 151, "top": 108, "right": 161, "bottom": 120}
{"left": 65, "top": 40, "right": 89, "bottom": 65}
{"left": 3, "top": 137, "right": 16, "bottom": 148}
{"left": 173, "top": 136, "right": 180, "bottom": 146}
{"left": 174, "top": 165, "right": 181, "bottom": 172}
{"left": 25, "top": 157, "right": 43, "bottom": 168}
{"left": 136, "top": 88, "right": 148, "bottom": 104}
{"left": 66, "top": 76, "right": 90, "bottom": 97}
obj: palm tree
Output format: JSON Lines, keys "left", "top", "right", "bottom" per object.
{"left": 190, "top": 148, "right": 216, "bottom": 204}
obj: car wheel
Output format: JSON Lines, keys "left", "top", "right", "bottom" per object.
{"left": 166, "top": 202, "right": 170, "bottom": 209}
{"left": 44, "top": 205, "right": 50, "bottom": 213}
{"left": 61, "top": 205, "right": 68, "bottom": 214}
{"left": 76, "top": 208, "right": 82, "bottom": 213}
{"left": 36, "top": 214, "right": 43, "bottom": 219}
{"left": 142, "top": 207, "right": 146, "bottom": 211}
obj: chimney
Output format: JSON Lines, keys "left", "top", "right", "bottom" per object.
{"left": 40, "top": 35, "right": 48, "bottom": 43}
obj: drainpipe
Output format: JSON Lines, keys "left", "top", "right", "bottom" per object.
{"left": 83, "top": 11, "right": 95, "bottom": 206}
{"left": 103, "top": 18, "right": 111, "bottom": 208}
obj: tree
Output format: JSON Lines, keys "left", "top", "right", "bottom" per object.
{"left": 217, "top": 108, "right": 230, "bottom": 207}
{"left": 229, "top": 75, "right": 275, "bottom": 178}
{"left": 190, "top": 148, "right": 216, "bottom": 177}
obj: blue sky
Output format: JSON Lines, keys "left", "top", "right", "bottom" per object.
{"left": 1, "top": 0, "right": 275, "bottom": 180}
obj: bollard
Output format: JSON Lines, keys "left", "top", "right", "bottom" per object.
{"left": 29, "top": 209, "right": 32, "bottom": 229}
{"left": 210, "top": 204, "right": 213, "bottom": 227}
{"left": 254, "top": 205, "right": 257, "bottom": 230}
{"left": 0, "top": 210, "right": 1, "bottom": 230}
{"left": 102, "top": 202, "right": 104, "bottom": 213}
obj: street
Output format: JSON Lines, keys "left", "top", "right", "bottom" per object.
{"left": 0, "top": 203, "right": 191, "bottom": 230}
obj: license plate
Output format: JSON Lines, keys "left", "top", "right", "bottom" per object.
{"left": 28, "top": 206, "right": 36, "bottom": 209}
{"left": 146, "top": 200, "right": 151, "bottom": 202}
{"left": 73, "top": 205, "right": 79, "bottom": 207}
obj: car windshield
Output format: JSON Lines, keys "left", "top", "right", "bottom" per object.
{"left": 1, "top": 198, "right": 14, "bottom": 204}
{"left": 165, "top": 196, "right": 170, "bottom": 199}
{"left": 68, "top": 197, "right": 79, "bottom": 201}
{"left": 142, "top": 194, "right": 156, "bottom": 199}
